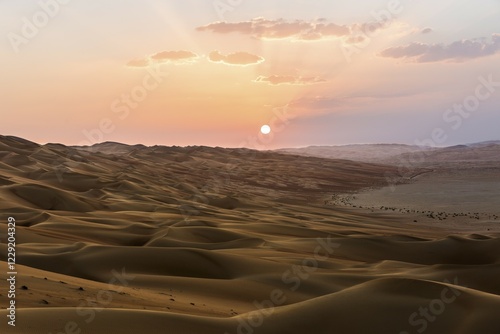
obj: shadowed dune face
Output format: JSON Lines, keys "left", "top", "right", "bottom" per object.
{"left": 1, "top": 136, "right": 499, "bottom": 334}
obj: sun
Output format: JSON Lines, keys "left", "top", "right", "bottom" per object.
{"left": 260, "top": 124, "right": 271, "bottom": 135}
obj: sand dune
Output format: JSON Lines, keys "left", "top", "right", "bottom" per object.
{"left": 1, "top": 135, "right": 499, "bottom": 333}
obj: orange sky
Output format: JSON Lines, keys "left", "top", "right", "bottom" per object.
{"left": 1, "top": 1, "right": 499, "bottom": 148}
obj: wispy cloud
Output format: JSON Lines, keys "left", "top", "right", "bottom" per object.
{"left": 208, "top": 50, "right": 264, "bottom": 66}
{"left": 254, "top": 75, "right": 326, "bottom": 85}
{"left": 197, "top": 17, "right": 389, "bottom": 42}
{"left": 289, "top": 96, "right": 343, "bottom": 113}
{"left": 126, "top": 57, "right": 150, "bottom": 68}
{"left": 380, "top": 34, "right": 500, "bottom": 62}
{"left": 151, "top": 50, "right": 199, "bottom": 63}
{"left": 421, "top": 27, "right": 433, "bottom": 34}
{"left": 126, "top": 50, "right": 199, "bottom": 67}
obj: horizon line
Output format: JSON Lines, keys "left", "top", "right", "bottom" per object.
{"left": 2, "top": 134, "right": 500, "bottom": 151}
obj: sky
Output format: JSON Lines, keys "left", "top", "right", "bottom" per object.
{"left": 1, "top": 0, "right": 499, "bottom": 149}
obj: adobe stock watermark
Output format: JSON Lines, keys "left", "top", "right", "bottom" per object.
{"left": 178, "top": 104, "right": 296, "bottom": 223}
{"left": 399, "top": 277, "right": 464, "bottom": 334}
{"left": 7, "top": 0, "right": 72, "bottom": 54}
{"left": 178, "top": 161, "right": 234, "bottom": 222}
{"left": 81, "top": 65, "right": 169, "bottom": 145}
{"left": 341, "top": 0, "right": 404, "bottom": 63}
{"left": 213, "top": 0, "right": 244, "bottom": 20}
{"left": 225, "top": 236, "right": 341, "bottom": 334}
{"left": 385, "top": 73, "right": 500, "bottom": 190}
{"left": 52, "top": 64, "right": 169, "bottom": 183}
{"left": 48, "top": 268, "right": 135, "bottom": 334}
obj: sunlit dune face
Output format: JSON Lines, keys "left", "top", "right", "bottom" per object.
{"left": 261, "top": 125, "right": 271, "bottom": 135}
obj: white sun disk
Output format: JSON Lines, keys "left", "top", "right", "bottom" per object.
{"left": 261, "top": 125, "right": 271, "bottom": 135}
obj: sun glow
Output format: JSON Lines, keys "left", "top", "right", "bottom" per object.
{"left": 260, "top": 124, "right": 271, "bottom": 135}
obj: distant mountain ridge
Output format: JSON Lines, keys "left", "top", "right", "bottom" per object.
{"left": 276, "top": 141, "right": 500, "bottom": 167}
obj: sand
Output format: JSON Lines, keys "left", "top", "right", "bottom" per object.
{"left": 350, "top": 169, "right": 500, "bottom": 215}
{"left": 1, "top": 135, "right": 500, "bottom": 334}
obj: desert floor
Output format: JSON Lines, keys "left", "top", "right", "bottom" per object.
{"left": 1, "top": 136, "right": 499, "bottom": 334}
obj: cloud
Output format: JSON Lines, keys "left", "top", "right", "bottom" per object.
{"left": 197, "top": 18, "right": 355, "bottom": 41}
{"left": 126, "top": 57, "right": 150, "bottom": 68}
{"left": 126, "top": 50, "right": 199, "bottom": 68}
{"left": 421, "top": 27, "right": 433, "bottom": 34}
{"left": 208, "top": 51, "right": 264, "bottom": 66}
{"left": 289, "top": 96, "right": 343, "bottom": 111}
{"left": 344, "top": 35, "right": 367, "bottom": 45}
{"left": 150, "top": 50, "right": 199, "bottom": 63}
{"left": 254, "top": 75, "right": 326, "bottom": 85}
{"left": 379, "top": 34, "right": 500, "bottom": 62}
